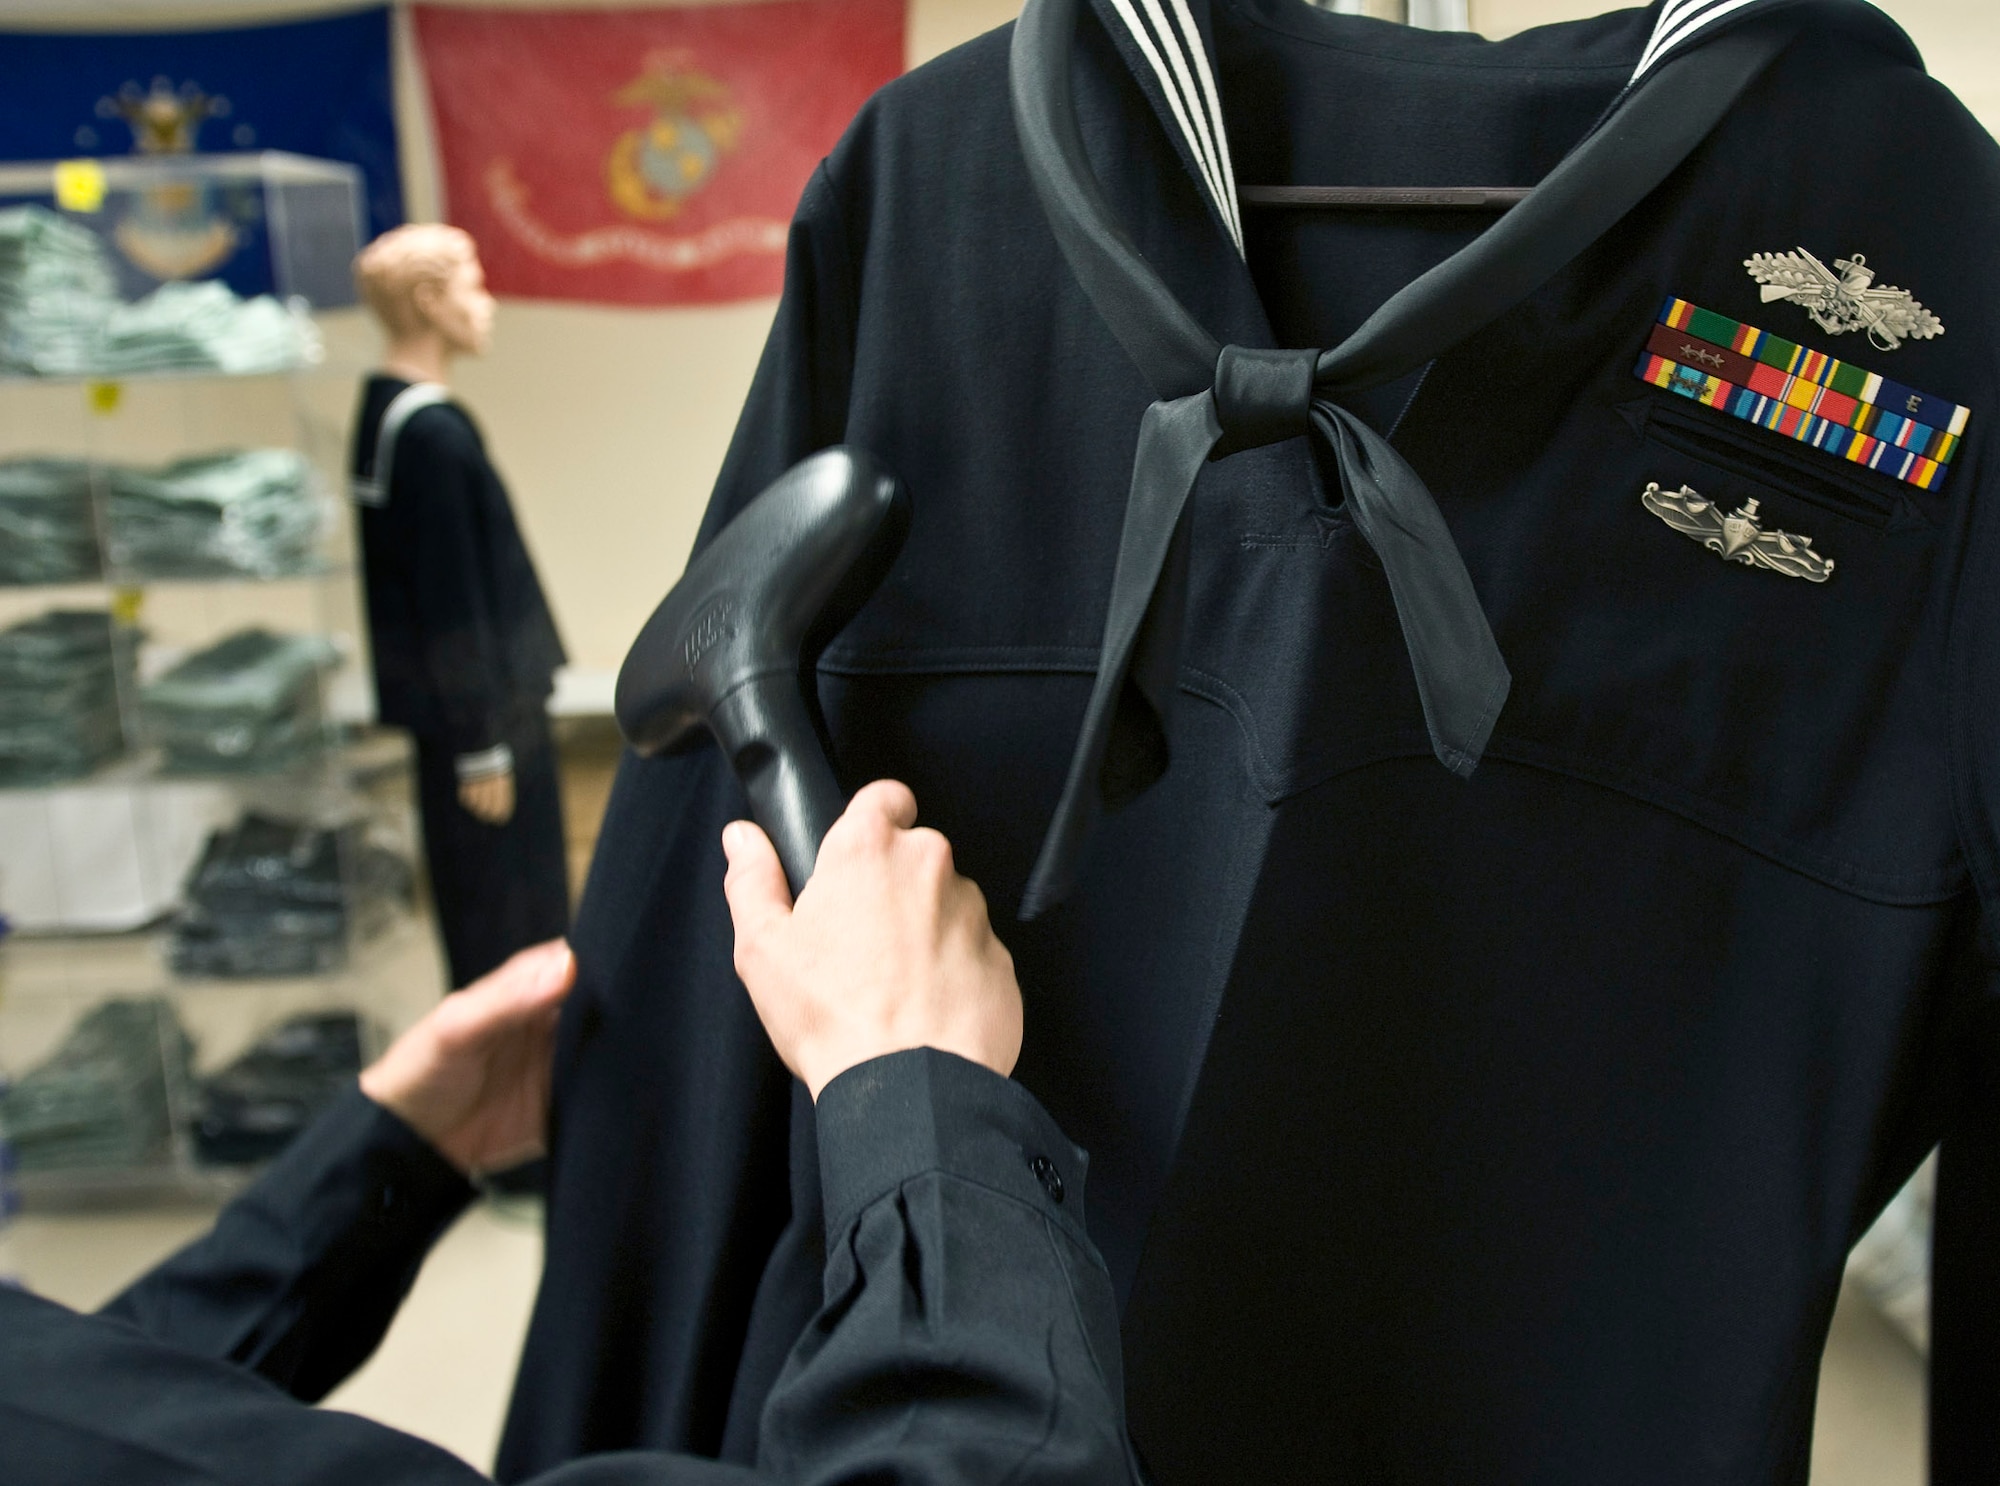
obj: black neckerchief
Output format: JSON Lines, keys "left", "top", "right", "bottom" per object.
{"left": 1009, "top": 0, "right": 1837, "bottom": 917}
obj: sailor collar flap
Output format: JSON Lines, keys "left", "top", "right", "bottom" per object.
{"left": 1075, "top": 0, "right": 1921, "bottom": 264}
{"left": 1007, "top": 0, "right": 1918, "bottom": 916}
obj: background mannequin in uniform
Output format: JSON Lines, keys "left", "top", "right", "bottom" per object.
{"left": 350, "top": 225, "right": 569, "bottom": 992}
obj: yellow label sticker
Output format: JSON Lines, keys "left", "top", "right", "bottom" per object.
{"left": 53, "top": 159, "right": 107, "bottom": 213}
{"left": 87, "top": 381, "right": 122, "bottom": 414}
{"left": 111, "top": 587, "right": 144, "bottom": 626}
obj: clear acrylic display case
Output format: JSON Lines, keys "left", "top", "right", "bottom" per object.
{"left": 0, "top": 153, "right": 441, "bottom": 1207}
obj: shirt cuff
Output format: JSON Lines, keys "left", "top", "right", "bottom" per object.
{"left": 248, "top": 1084, "right": 478, "bottom": 1258}
{"left": 453, "top": 744, "right": 514, "bottom": 781}
{"left": 814, "top": 1048, "right": 1089, "bottom": 1251}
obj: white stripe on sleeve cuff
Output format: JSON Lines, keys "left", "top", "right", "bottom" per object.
{"left": 454, "top": 744, "right": 515, "bottom": 781}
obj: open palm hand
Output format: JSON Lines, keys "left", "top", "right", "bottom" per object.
{"left": 360, "top": 940, "right": 574, "bottom": 1175}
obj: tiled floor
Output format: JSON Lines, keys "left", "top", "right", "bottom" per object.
{"left": 0, "top": 726, "right": 1933, "bottom": 1479}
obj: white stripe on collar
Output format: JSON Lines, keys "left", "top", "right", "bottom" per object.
{"left": 352, "top": 380, "right": 450, "bottom": 508}
{"left": 1155, "top": 0, "right": 1242, "bottom": 248}
{"left": 1632, "top": 0, "right": 1774, "bottom": 79}
{"left": 1101, "top": 0, "right": 1792, "bottom": 256}
{"left": 1104, "top": 0, "right": 1244, "bottom": 249}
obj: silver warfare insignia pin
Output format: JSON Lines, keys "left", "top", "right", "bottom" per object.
{"left": 1744, "top": 248, "right": 1943, "bottom": 351}
{"left": 1641, "top": 482, "right": 1834, "bottom": 582}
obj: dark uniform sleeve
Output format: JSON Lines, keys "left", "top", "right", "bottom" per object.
{"left": 98, "top": 1085, "right": 477, "bottom": 1402}
{"left": 1935, "top": 450, "right": 2000, "bottom": 1482}
{"left": 1, "top": 1052, "right": 1134, "bottom": 1486}
{"left": 757, "top": 1049, "right": 1133, "bottom": 1484}
{"left": 2, "top": 1289, "right": 500, "bottom": 1486}
{"left": 390, "top": 409, "right": 515, "bottom": 761}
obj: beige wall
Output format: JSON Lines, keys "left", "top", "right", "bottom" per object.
{"left": 10, "top": 0, "right": 1995, "bottom": 690}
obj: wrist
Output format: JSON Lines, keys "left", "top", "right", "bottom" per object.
{"left": 359, "top": 1049, "right": 463, "bottom": 1173}
{"left": 803, "top": 1028, "right": 1019, "bottom": 1102}
{"left": 358, "top": 1063, "right": 420, "bottom": 1130}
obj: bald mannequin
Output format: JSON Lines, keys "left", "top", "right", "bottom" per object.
{"left": 350, "top": 226, "right": 570, "bottom": 995}
{"left": 355, "top": 225, "right": 496, "bottom": 433}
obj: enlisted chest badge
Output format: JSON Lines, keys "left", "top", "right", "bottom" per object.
{"left": 1641, "top": 483, "right": 1834, "bottom": 582}
{"left": 1744, "top": 249, "right": 1942, "bottom": 351}
{"left": 1634, "top": 297, "right": 1970, "bottom": 491}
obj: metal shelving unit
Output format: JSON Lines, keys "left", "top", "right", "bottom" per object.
{"left": 0, "top": 153, "right": 437, "bottom": 1209}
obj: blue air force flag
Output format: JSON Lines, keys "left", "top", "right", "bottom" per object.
{"left": 0, "top": 8, "right": 400, "bottom": 300}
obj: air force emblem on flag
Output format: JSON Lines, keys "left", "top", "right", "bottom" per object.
{"left": 1744, "top": 248, "right": 1943, "bottom": 351}
{"left": 97, "top": 78, "right": 243, "bottom": 282}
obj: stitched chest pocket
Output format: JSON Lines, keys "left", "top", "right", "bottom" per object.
{"left": 1167, "top": 379, "right": 1966, "bottom": 901}
{"left": 1455, "top": 392, "right": 1961, "bottom": 902}
{"left": 1617, "top": 394, "right": 1922, "bottom": 533}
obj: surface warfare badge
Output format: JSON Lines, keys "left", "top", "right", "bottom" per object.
{"left": 1744, "top": 249, "right": 1942, "bottom": 351}
{"left": 1641, "top": 482, "right": 1834, "bottom": 582}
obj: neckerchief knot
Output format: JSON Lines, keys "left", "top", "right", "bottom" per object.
{"left": 1009, "top": 0, "right": 1799, "bottom": 917}
{"left": 1017, "top": 349, "right": 1512, "bottom": 917}
{"left": 1212, "top": 345, "right": 1317, "bottom": 456}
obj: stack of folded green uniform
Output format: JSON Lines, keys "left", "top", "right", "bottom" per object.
{"left": 0, "top": 206, "right": 319, "bottom": 378}
{"left": 0, "top": 610, "right": 130, "bottom": 784}
{"left": 106, "top": 448, "right": 321, "bottom": 578}
{"left": 140, "top": 627, "right": 336, "bottom": 773}
{"left": 92, "top": 280, "right": 320, "bottom": 378}
{"left": 0, "top": 458, "right": 101, "bottom": 584}
{"left": 0, "top": 998, "right": 194, "bottom": 1172}
{"left": 0, "top": 207, "right": 120, "bottom": 378}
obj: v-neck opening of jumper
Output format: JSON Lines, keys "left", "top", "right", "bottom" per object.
{"left": 1211, "top": 0, "right": 1649, "bottom": 430}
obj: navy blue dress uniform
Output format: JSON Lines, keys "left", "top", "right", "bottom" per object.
{"left": 500, "top": 1, "right": 2000, "bottom": 1481}
{"left": 0, "top": 1050, "right": 1132, "bottom": 1485}
{"left": 351, "top": 377, "right": 571, "bottom": 989}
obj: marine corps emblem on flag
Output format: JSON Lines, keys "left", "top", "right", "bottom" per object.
{"left": 604, "top": 52, "right": 742, "bottom": 221}
{"left": 413, "top": 1, "right": 903, "bottom": 306}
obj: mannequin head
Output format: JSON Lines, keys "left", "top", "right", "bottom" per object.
{"left": 353, "top": 224, "right": 495, "bottom": 378}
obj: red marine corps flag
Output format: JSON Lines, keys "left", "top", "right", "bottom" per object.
{"left": 412, "top": 0, "right": 904, "bottom": 305}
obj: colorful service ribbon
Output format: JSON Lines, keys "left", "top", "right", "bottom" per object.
{"left": 1634, "top": 296, "right": 1970, "bottom": 491}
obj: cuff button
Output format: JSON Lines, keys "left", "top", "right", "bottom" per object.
{"left": 1029, "top": 1154, "right": 1065, "bottom": 1204}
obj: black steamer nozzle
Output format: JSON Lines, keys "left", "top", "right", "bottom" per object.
{"left": 615, "top": 447, "right": 910, "bottom": 893}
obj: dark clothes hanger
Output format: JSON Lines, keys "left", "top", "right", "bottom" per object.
{"left": 1240, "top": 184, "right": 1531, "bottom": 210}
